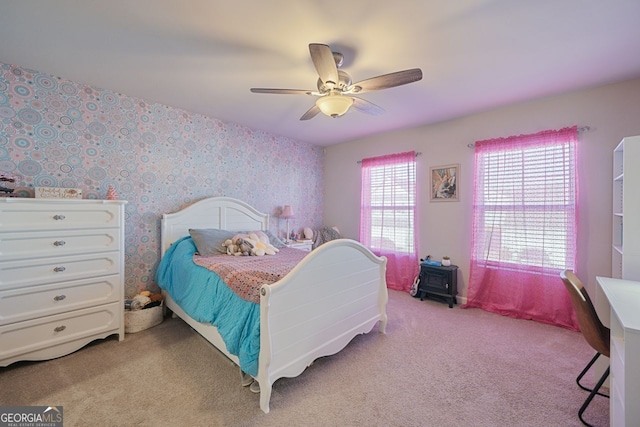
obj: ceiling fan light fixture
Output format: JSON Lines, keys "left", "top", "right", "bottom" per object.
{"left": 316, "top": 94, "right": 354, "bottom": 118}
{"left": 251, "top": 43, "right": 423, "bottom": 121}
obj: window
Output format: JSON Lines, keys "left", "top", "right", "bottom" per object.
{"left": 475, "top": 141, "right": 577, "bottom": 273}
{"left": 360, "top": 151, "right": 418, "bottom": 291}
{"left": 465, "top": 127, "right": 579, "bottom": 330}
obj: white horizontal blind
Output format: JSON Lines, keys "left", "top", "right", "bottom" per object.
{"left": 360, "top": 152, "right": 416, "bottom": 254}
{"left": 474, "top": 133, "right": 577, "bottom": 274}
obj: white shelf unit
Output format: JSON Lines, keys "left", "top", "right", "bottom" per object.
{"left": 612, "top": 136, "right": 640, "bottom": 280}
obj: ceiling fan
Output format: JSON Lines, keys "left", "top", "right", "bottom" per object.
{"left": 250, "top": 43, "right": 423, "bottom": 120}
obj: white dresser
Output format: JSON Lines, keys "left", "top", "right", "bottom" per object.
{"left": 0, "top": 198, "right": 127, "bottom": 367}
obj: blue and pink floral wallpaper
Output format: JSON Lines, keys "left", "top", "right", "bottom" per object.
{"left": 0, "top": 62, "right": 324, "bottom": 297}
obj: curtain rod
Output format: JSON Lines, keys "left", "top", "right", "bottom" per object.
{"left": 356, "top": 152, "right": 422, "bottom": 164}
{"left": 466, "top": 126, "right": 591, "bottom": 148}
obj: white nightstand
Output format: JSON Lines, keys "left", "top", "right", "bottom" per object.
{"left": 285, "top": 241, "right": 313, "bottom": 252}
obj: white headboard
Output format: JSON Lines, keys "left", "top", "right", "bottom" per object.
{"left": 160, "top": 197, "right": 270, "bottom": 256}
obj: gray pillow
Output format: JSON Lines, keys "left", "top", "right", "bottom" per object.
{"left": 262, "top": 230, "right": 286, "bottom": 248}
{"left": 189, "top": 229, "right": 236, "bottom": 256}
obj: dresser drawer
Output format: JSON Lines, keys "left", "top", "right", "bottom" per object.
{"left": 0, "top": 229, "right": 121, "bottom": 261}
{"left": 0, "top": 200, "right": 122, "bottom": 231}
{"left": 0, "top": 252, "right": 121, "bottom": 291}
{"left": 0, "top": 275, "right": 121, "bottom": 326}
{"left": 0, "top": 302, "right": 121, "bottom": 362}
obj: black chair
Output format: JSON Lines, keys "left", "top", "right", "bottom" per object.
{"left": 560, "top": 270, "right": 610, "bottom": 426}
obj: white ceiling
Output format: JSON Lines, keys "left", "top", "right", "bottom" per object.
{"left": 1, "top": 0, "right": 640, "bottom": 146}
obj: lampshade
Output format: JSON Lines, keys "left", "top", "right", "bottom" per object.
{"left": 281, "top": 205, "right": 294, "bottom": 219}
{"left": 315, "top": 94, "right": 354, "bottom": 118}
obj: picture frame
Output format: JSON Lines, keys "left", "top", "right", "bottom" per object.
{"left": 430, "top": 164, "right": 459, "bottom": 202}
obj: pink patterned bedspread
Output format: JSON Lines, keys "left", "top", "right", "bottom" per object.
{"left": 192, "top": 247, "right": 308, "bottom": 303}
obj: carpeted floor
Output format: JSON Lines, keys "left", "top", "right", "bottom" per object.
{"left": 0, "top": 290, "right": 609, "bottom": 426}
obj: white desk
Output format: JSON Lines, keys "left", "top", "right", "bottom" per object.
{"left": 596, "top": 276, "right": 640, "bottom": 427}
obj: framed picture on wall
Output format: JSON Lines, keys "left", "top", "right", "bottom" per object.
{"left": 430, "top": 164, "right": 459, "bottom": 202}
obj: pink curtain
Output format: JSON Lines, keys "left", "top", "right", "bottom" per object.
{"left": 463, "top": 127, "right": 579, "bottom": 331}
{"left": 360, "top": 151, "right": 418, "bottom": 291}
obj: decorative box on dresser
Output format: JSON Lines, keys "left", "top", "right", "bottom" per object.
{"left": 0, "top": 198, "right": 127, "bottom": 367}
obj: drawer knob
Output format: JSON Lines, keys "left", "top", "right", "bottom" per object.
{"left": 53, "top": 214, "right": 66, "bottom": 220}
{"left": 54, "top": 325, "right": 66, "bottom": 333}
{"left": 53, "top": 240, "right": 66, "bottom": 246}
{"left": 53, "top": 295, "right": 66, "bottom": 301}
{"left": 53, "top": 266, "right": 66, "bottom": 272}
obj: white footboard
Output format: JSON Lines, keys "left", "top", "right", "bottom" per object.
{"left": 257, "top": 238, "right": 388, "bottom": 413}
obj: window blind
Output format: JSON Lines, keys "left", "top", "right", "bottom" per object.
{"left": 473, "top": 133, "right": 577, "bottom": 274}
{"left": 360, "top": 152, "right": 416, "bottom": 254}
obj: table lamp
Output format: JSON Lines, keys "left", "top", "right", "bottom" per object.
{"left": 281, "top": 205, "right": 295, "bottom": 242}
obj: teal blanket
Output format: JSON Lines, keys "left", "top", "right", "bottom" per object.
{"left": 156, "top": 237, "right": 260, "bottom": 376}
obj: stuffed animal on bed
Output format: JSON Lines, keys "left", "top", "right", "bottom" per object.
{"left": 222, "top": 231, "right": 279, "bottom": 256}
{"left": 250, "top": 231, "right": 279, "bottom": 256}
{"left": 222, "top": 240, "right": 238, "bottom": 255}
{"left": 222, "top": 234, "right": 252, "bottom": 256}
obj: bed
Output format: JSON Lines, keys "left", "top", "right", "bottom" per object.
{"left": 157, "top": 196, "right": 388, "bottom": 413}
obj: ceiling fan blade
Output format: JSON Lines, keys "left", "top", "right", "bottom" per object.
{"left": 351, "top": 97, "right": 385, "bottom": 116}
{"left": 300, "top": 104, "right": 321, "bottom": 121}
{"left": 250, "top": 88, "right": 313, "bottom": 95}
{"left": 349, "top": 68, "right": 423, "bottom": 93}
{"left": 309, "top": 43, "right": 339, "bottom": 86}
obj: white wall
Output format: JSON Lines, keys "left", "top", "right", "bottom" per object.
{"left": 324, "top": 78, "right": 640, "bottom": 300}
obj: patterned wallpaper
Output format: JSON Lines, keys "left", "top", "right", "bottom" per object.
{"left": 0, "top": 62, "right": 324, "bottom": 297}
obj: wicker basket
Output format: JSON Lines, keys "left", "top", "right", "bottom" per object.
{"left": 125, "top": 303, "right": 163, "bottom": 333}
